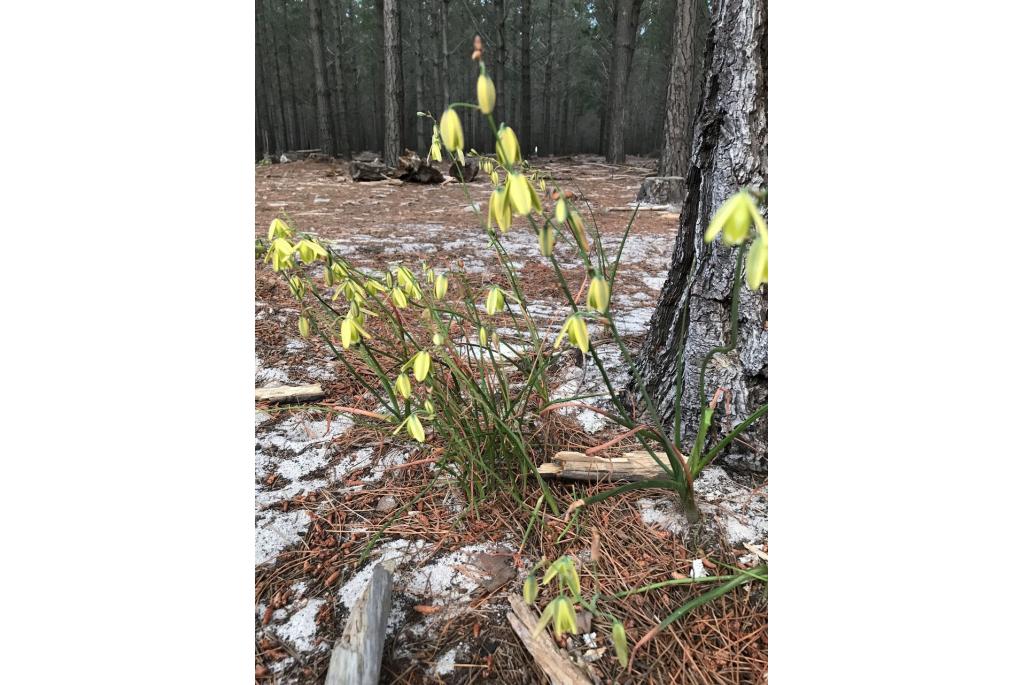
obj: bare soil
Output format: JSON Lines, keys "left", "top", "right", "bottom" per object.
{"left": 255, "top": 157, "right": 767, "bottom": 684}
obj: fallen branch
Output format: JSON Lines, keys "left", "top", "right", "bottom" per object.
{"left": 538, "top": 450, "right": 679, "bottom": 482}
{"left": 255, "top": 384, "right": 324, "bottom": 404}
{"left": 325, "top": 565, "right": 393, "bottom": 685}
{"left": 506, "top": 595, "right": 591, "bottom": 685}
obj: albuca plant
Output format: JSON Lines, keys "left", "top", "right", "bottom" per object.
{"left": 259, "top": 37, "right": 767, "bottom": 523}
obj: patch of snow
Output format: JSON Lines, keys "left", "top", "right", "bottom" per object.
{"left": 642, "top": 275, "right": 666, "bottom": 290}
{"left": 638, "top": 498, "right": 688, "bottom": 535}
{"left": 577, "top": 408, "right": 607, "bottom": 434}
{"left": 276, "top": 598, "right": 324, "bottom": 652}
{"left": 431, "top": 647, "right": 459, "bottom": 677}
{"left": 285, "top": 338, "right": 308, "bottom": 353}
{"left": 255, "top": 509, "right": 309, "bottom": 566}
{"left": 690, "top": 559, "right": 708, "bottom": 578}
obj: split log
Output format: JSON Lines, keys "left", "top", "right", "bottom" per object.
{"left": 448, "top": 158, "right": 479, "bottom": 182}
{"left": 325, "top": 565, "right": 393, "bottom": 685}
{"left": 352, "top": 150, "right": 383, "bottom": 162}
{"left": 396, "top": 149, "right": 443, "bottom": 183}
{"left": 538, "top": 450, "right": 677, "bottom": 482}
{"left": 350, "top": 159, "right": 389, "bottom": 182}
{"left": 254, "top": 384, "right": 324, "bottom": 404}
{"left": 507, "top": 595, "right": 591, "bottom": 685}
{"left": 607, "top": 204, "right": 677, "bottom": 212}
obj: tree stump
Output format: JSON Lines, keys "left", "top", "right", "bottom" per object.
{"left": 636, "top": 176, "right": 686, "bottom": 206}
{"left": 350, "top": 159, "right": 389, "bottom": 182}
{"left": 449, "top": 158, "right": 480, "bottom": 182}
{"left": 396, "top": 149, "right": 443, "bottom": 183}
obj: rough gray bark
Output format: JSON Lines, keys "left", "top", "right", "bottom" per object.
{"left": 658, "top": 0, "right": 708, "bottom": 176}
{"left": 307, "top": 0, "right": 335, "bottom": 157}
{"left": 605, "top": 0, "right": 644, "bottom": 164}
{"left": 382, "top": 0, "right": 402, "bottom": 167}
{"left": 520, "top": 0, "right": 532, "bottom": 155}
{"left": 413, "top": 0, "right": 427, "bottom": 154}
{"left": 439, "top": 0, "right": 450, "bottom": 108}
{"left": 496, "top": 0, "right": 506, "bottom": 124}
{"left": 542, "top": 0, "right": 554, "bottom": 154}
{"left": 638, "top": 0, "right": 768, "bottom": 472}
{"left": 328, "top": 0, "right": 351, "bottom": 156}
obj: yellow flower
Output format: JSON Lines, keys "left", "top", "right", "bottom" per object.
{"left": 406, "top": 413, "right": 426, "bottom": 443}
{"left": 555, "top": 315, "right": 589, "bottom": 354}
{"left": 704, "top": 191, "right": 765, "bottom": 246}
{"left": 482, "top": 160, "right": 493, "bottom": 174}
{"left": 296, "top": 239, "right": 327, "bottom": 263}
{"left": 432, "top": 332, "right": 444, "bottom": 345}
{"left": 479, "top": 327, "right": 488, "bottom": 346}
{"left": 538, "top": 222, "right": 556, "bottom": 257}
{"left": 439, "top": 108, "right": 463, "bottom": 152}
{"left": 485, "top": 286, "right": 505, "bottom": 316}
{"left": 391, "top": 287, "right": 408, "bottom": 308}
{"left": 496, "top": 126, "right": 521, "bottom": 166}
{"left": 586, "top": 275, "right": 610, "bottom": 313}
{"left": 477, "top": 74, "right": 496, "bottom": 114}
{"left": 298, "top": 315, "right": 310, "bottom": 338}
{"left": 288, "top": 275, "right": 306, "bottom": 300}
{"left": 423, "top": 399, "right": 435, "bottom": 417}
{"left": 488, "top": 186, "right": 512, "bottom": 232}
{"left": 434, "top": 274, "right": 449, "bottom": 299}
{"left": 340, "top": 318, "right": 359, "bottom": 349}
{"left": 555, "top": 198, "right": 568, "bottom": 224}
{"left": 533, "top": 597, "right": 578, "bottom": 639}
{"left": 746, "top": 230, "right": 768, "bottom": 290}
{"left": 567, "top": 211, "right": 589, "bottom": 252}
{"left": 267, "top": 217, "right": 292, "bottom": 241}
{"left": 413, "top": 350, "right": 431, "bottom": 382}
{"left": 395, "top": 372, "right": 412, "bottom": 399}
{"left": 397, "top": 265, "right": 417, "bottom": 292}
{"left": 523, "top": 575, "right": 538, "bottom": 605}
{"left": 268, "top": 238, "right": 296, "bottom": 272}
{"left": 507, "top": 173, "right": 541, "bottom": 216}
{"left": 611, "top": 621, "right": 629, "bottom": 667}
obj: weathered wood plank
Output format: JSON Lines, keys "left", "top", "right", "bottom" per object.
{"left": 325, "top": 565, "right": 393, "bottom": 685}
{"left": 538, "top": 450, "right": 678, "bottom": 482}
{"left": 254, "top": 383, "right": 324, "bottom": 404}
{"left": 507, "top": 595, "right": 591, "bottom": 685}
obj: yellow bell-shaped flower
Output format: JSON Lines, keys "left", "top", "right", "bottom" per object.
{"left": 488, "top": 185, "right": 512, "bottom": 231}
{"left": 746, "top": 230, "right": 768, "bottom": 290}
{"left": 496, "top": 126, "right": 521, "bottom": 166}
{"left": 439, "top": 108, "right": 463, "bottom": 152}
{"left": 406, "top": 413, "right": 426, "bottom": 443}
{"left": 586, "top": 275, "right": 610, "bottom": 313}
{"left": 412, "top": 350, "right": 431, "bottom": 382}
{"left": 434, "top": 273, "right": 449, "bottom": 299}
{"left": 395, "top": 372, "right": 412, "bottom": 399}
{"left": 477, "top": 74, "right": 496, "bottom": 115}
{"left": 538, "top": 222, "right": 556, "bottom": 257}
{"left": 508, "top": 173, "right": 541, "bottom": 216}
{"left": 485, "top": 286, "right": 505, "bottom": 316}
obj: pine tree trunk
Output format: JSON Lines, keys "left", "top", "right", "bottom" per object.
{"left": 343, "top": 0, "right": 363, "bottom": 152}
{"left": 328, "top": 0, "right": 351, "bottom": 156}
{"left": 308, "top": 0, "right": 335, "bottom": 156}
{"left": 606, "top": 0, "right": 643, "bottom": 164}
{"left": 496, "top": 0, "right": 506, "bottom": 125}
{"left": 637, "top": 0, "right": 768, "bottom": 472}
{"left": 542, "top": 0, "right": 554, "bottom": 155}
{"left": 285, "top": 28, "right": 301, "bottom": 150}
{"left": 520, "top": 0, "right": 532, "bottom": 155}
{"left": 413, "top": 0, "right": 427, "bottom": 154}
{"left": 382, "top": 0, "right": 402, "bottom": 167}
{"left": 658, "top": 0, "right": 707, "bottom": 176}
{"left": 440, "top": 0, "right": 450, "bottom": 108}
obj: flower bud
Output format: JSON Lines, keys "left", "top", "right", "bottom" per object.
{"left": 496, "top": 126, "right": 521, "bottom": 166}
{"left": 395, "top": 372, "right": 412, "bottom": 399}
{"left": 586, "top": 275, "right": 610, "bottom": 313}
{"left": 611, "top": 621, "right": 629, "bottom": 667}
{"left": 406, "top": 413, "right": 426, "bottom": 443}
{"left": 479, "top": 327, "right": 488, "bottom": 346}
{"left": 432, "top": 332, "right": 444, "bottom": 346}
{"left": 391, "top": 287, "right": 408, "bottom": 309}
{"left": 746, "top": 231, "right": 768, "bottom": 290}
{"left": 477, "top": 74, "right": 496, "bottom": 114}
{"left": 538, "top": 223, "right": 556, "bottom": 257}
{"left": 439, "top": 108, "right": 464, "bottom": 152}
{"left": 413, "top": 350, "right": 432, "bottom": 382}
{"left": 523, "top": 575, "right": 538, "bottom": 605}
{"left": 555, "top": 198, "right": 568, "bottom": 224}
{"left": 298, "top": 315, "right": 310, "bottom": 338}
{"left": 488, "top": 186, "right": 512, "bottom": 232}
{"left": 434, "top": 274, "right": 449, "bottom": 299}
{"left": 340, "top": 318, "right": 359, "bottom": 349}
{"left": 567, "top": 210, "right": 590, "bottom": 252}
{"left": 485, "top": 287, "right": 505, "bottom": 316}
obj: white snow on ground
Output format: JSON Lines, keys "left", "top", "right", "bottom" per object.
{"left": 637, "top": 466, "right": 768, "bottom": 546}
{"left": 255, "top": 509, "right": 310, "bottom": 566}
{"left": 431, "top": 647, "right": 459, "bottom": 677}
{"left": 275, "top": 598, "right": 325, "bottom": 652}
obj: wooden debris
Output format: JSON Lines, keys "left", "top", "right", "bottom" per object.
{"left": 449, "top": 158, "right": 480, "bottom": 182}
{"left": 325, "top": 565, "right": 393, "bottom": 685}
{"left": 606, "top": 203, "right": 677, "bottom": 212}
{"left": 350, "top": 159, "right": 389, "bottom": 182}
{"left": 507, "top": 595, "right": 591, "bottom": 685}
{"left": 396, "top": 149, "right": 444, "bottom": 183}
{"left": 538, "top": 450, "right": 678, "bottom": 482}
{"left": 255, "top": 383, "right": 324, "bottom": 404}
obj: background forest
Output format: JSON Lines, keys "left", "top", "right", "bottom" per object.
{"left": 255, "top": 0, "right": 707, "bottom": 165}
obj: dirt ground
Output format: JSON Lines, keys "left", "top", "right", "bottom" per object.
{"left": 255, "top": 157, "right": 768, "bottom": 684}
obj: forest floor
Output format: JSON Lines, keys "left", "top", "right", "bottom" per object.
{"left": 255, "top": 157, "right": 768, "bottom": 684}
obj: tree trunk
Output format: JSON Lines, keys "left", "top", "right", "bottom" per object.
{"left": 542, "top": 0, "right": 554, "bottom": 155}
{"left": 413, "top": 0, "right": 427, "bottom": 154}
{"left": 605, "top": 0, "right": 643, "bottom": 164}
{"left": 308, "top": 0, "right": 335, "bottom": 157}
{"left": 382, "top": 0, "right": 402, "bottom": 167}
{"left": 343, "top": 0, "right": 363, "bottom": 152}
{"left": 328, "top": 0, "right": 351, "bottom": 156}
{"left": 440, "top": 0, "right": 450, "bottom": 108}
{"left": 285, "top": 26, "right": 301, "bottom": 151}
{"left": 520, "top": 0, "right": 532, "bottom": 156}
{"left": 658, "top": 0, "right": 708, "bottom": 176}
{"left": 637, "top": 0, "right": 768, "bottom": 472}
{"left": 374, "top": 0, "right": 386, "bottom": 151}
{"left": 496, "top": 0, "right": 506, "bottom": 124}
